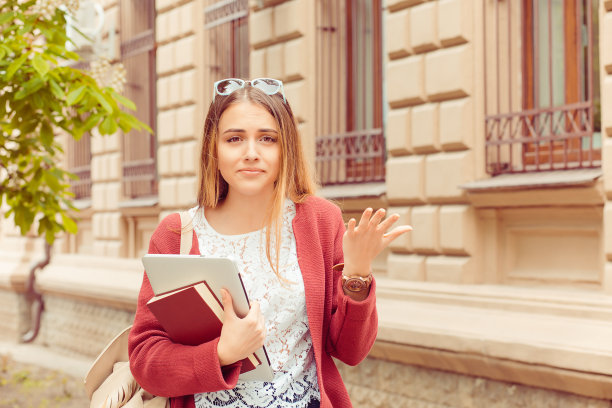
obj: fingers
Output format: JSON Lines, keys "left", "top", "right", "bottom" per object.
{"left": 221, "top": 288, "right": 235, "bottom": 319}
{"left": 358, "top": 208, "right": 373, "bottom": 228}
{"left": 383, "top": 225, "right": 413, "bottom": 242}
{"left": 347, "top": 217, "right": 357, "bottom": 234}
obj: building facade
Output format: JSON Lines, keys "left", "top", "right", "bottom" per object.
{"left": 1, "top": 0, "right": 612, "bottom": 406}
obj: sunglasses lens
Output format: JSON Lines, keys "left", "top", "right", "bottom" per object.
{"left": 252, "top": 78, "right": 281, "bottom": 95}
{"left": 216, "top": 79, "right": 244, "bottom": 95}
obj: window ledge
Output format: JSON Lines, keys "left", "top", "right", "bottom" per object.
{"left": 460, "top": 168, "right": 602, "bottom": 191}
{"left": 118, "top": 197, "right": 160, "bottom": 217}
{"left": 374, "top": 278, "right": 612, "bottom": 400}
{"left": 318, "top": 182, "right": 386, "bottom": 200}
{"left": 459, "top": 169, "right": 604, "bottom": 207}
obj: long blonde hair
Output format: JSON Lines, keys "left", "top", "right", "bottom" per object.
{"left": 197, "top": 86, "right": 315, "bottom": 280}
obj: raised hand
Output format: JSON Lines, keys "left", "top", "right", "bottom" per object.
{"left": 342, "top": 208, "right": 412, "bottom": 277}
{"left": 216, "top": 288, "right": 266, "bottom": 367}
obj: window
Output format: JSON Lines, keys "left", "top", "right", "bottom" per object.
{"left": 67, "top": 132, "right": 92, "bottom": 200}
{"left": 120, "top": 0, "right": 157, "bottom": 198}
{"left": 205, "top": 0, "right": 249, "bottom": 82}
{"left": 315, "top": 0, "right": 385, "bottom": 186}
{"left": 484, "top": 0, "right": 600, "bottom": 174}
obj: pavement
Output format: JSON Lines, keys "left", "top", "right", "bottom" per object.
{"left": 0, "top": 340, "right": 94, "bottom": 380}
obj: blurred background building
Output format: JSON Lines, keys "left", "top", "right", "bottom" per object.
{"left": 1, "top": 0, "right": 612, "bottom": 406}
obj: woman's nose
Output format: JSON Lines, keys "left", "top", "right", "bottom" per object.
{"left": 244, "top": 139, "right": 259, "bottom": 160}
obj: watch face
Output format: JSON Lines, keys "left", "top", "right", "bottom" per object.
{"left": 344, "top": 278, "right": 367, "bottom": 292}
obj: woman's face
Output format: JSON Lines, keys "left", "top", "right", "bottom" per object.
{"left": 216, "top": 101, "right": 281, "bottom": 202}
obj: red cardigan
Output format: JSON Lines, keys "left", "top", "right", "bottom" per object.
{"left": 128, "top": 196, "right": 378, "bottom": 408}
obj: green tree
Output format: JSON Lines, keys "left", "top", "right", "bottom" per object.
{"left": 0, "top": 0, "right": 150, "bottom": 244}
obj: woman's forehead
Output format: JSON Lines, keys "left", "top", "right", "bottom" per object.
{"left": 218, "top": 101, "right": 277, "bottom": 129}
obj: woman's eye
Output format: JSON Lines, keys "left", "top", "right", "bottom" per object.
{"left": 227, "top": 136, "right": 241, "bottom": 143}
{"left": 261, "top": 135, "right": 277, "bottom": 143}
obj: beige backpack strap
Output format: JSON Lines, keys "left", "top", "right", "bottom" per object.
{"left": 179, "top": 211, "right": 193, "bottom": 255}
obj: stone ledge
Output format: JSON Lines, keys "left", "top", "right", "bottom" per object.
{"left": 375, "top": 278, "right": 612, "bottom": 399}
{"left": 36, "top": 254, "right": 143, "bottom": 311}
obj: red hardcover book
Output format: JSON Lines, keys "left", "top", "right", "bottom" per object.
{"left": 147, "top": 281, "right": 260, "bottom": 372}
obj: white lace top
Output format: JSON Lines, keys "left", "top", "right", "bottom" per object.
{"left": 189, "top": 200, "right": 320, "bottom": 408}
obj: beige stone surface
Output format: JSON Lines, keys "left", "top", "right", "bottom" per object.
{"left": 439, "top": 204, "right": 474, "bottom": 256}
{"left": 387, "top": 56, "right": 426, "bottom": 107}
{"left": 168, "top": 74, "right": 181, "bottom": 106}
{"left": 438, "top": 0, "right": 472, "bottom": 47}
{"left": 274, "top": 0, "right": 307, "bottom": 42}
{"left": 250, "top": 48, "right": 266, "bottom": 79}
{"left": 603, "top": 76, "right": 612, "bottom": 137}
{"left": 439, "top": 97, "right": 473, "bottom": 151}
{"left": 386, "top": 107, "right": 412, "bottom": 155}
{"left": 0, "top": 290, "right": 28, "bottom": 342}
{"left": 412, "top": 103, "right": 440, "bottom": 153}
{"left": 158, "top": 110, "right": 176, "bottom": 144}
{"left": 156, "top": 43, "right": 174, "bottom": 75}
{"left": 426, "top": 255, "right": 472, "bottom": 283}
{"left": 250, "top": 7, "right": 274, "bottom": 48}
{"left": 284, "top": 38, "right": 307, "bottom": 80}
{"left": 388, "top": 206, "right": 412, "bottom": 252}
{"left": 603, "top": 12, "right": 612, "bottom": 75}
{"left": 410, "top": 1, "right": 439, "bottom": 53}
{"left": 387, "top": 253, "right": 425, "bottom": 280}
{"left": 386, "top": 156, "right": 426, "bottom": 204}
{"left": 425, "top": 151, "right": 472, "bottom": 203}
{"left": 411, "top": 205, "right": 440, "bottom": 254}
{"left": 159, "top": 178, "right": 178, "bottom": 208}
{"left": 176, "top": 105, "right": 196, "bottom": 140}
{"left": 385, "top": 0, "right": 427, "bottom": 12}
{"left": 339, "top": 358, "right": 611, "bottom": 408}
{"left": 265, "top": 43, "right": 285, "bottom": 79}
{"left": 425, "top": 44, "right": 472, "bottom": 101}
{"left": 180, "top": 69, "right": 197, "bottom": 105}
{"left": 174, "top": 36, "right": 196, "bottom": 70}
{"left": 386, "top": 8, "right": 411, "bottom": 59}
{"left": 284, "top": 80, "right": 308, "bottom": 123}
{"left": 604, "top": 202, "right": 612, "bottom": 259}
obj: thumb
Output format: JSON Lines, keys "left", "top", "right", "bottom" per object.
{"left": 221, "top": 288, "right": 236, "bottom": 320}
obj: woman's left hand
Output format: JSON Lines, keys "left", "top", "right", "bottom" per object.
{"left": 342, "top": 208, "right": 412, "bottom": 277}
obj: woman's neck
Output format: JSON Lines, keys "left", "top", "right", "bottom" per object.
{"left": 206, "top": 192, "right": 276, "bottom": 235}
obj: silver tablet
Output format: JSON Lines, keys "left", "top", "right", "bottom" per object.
{"left": 142, "top": 254, "right": 273, "bottom": 382}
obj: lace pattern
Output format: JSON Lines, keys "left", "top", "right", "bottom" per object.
{"left": 189, "top": 200, "right": 320, "bottom": 408}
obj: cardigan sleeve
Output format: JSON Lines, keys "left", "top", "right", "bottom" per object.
{"left": 128, "top": 213, "right": 242, "bottom": 397}
{"left": 325, "top": 206, "right": 378, "bottom": 366}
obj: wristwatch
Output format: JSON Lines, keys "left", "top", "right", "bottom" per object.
{"left": 333, "top": 263, "right": 373, "bottom": 294}
{"left": 341, "top": 274, "right": 373, "bottom": 293}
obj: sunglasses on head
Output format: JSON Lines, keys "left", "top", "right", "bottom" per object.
{"left": 212, "top": 78, "right": 286, "bottom": 103}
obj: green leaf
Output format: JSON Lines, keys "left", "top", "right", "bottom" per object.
{"left": 111, "top": 91, "right": 136, "bottom": 111}
{"left": 99, "top": 116, "right": 118, "bottom": 135}
{"left": 61, "top": 213, "right": 78, "bottom": 234}
{"left": 90, "top": 89, "right": 114, "bottom": 114}
{"left": 6, "top": 51, "right": 28, "bottom": 80}
{"left": 15, "top": 77, "right": 44, "bottom": 99}
{"left": 41, "top": 121, "right": 53, "bottom": 147}
{"left": 43, "top": 171, "right": 62, "bottom": 193}
{"left": 32, "top": 54, "right": 49, "bottom": 77}
{"left": 66, "top": 85, "right": 86, "bottom": 105}
{"left": 48, "top": 78, "right": 65, "bottom": 99}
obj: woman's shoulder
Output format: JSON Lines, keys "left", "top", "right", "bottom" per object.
{"left": 149, "top": 212, "right": 183, "bottom": 253}
{"left": 296, "top": 195, "right": 342, "bottom": 220}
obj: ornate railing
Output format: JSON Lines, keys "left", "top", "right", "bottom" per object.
{"left": 315, "top": 128, "right": 385, "bottom": 185}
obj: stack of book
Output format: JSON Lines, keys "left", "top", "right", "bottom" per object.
{"left": 147, "top": 281, "right": 260, "bottom": 373}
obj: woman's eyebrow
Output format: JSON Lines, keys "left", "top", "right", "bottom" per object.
{"left": 222, "top": 128, "right": 246, "bottom": 134}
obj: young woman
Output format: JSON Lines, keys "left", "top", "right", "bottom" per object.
{"left": 128, "top": 78, "right": 411, "bottom": 408}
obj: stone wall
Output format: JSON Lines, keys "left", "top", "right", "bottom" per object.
{"left": 338, "top": 358, "right": 611, "bottom": 408}
{"left": 384, "top": 0, "right": 477, "bottom": 285}
{"left": 36, "top": 295, "right": 134, "bottom": 358}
